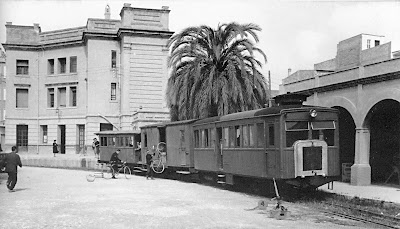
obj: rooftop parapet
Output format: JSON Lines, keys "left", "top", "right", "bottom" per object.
{"left": 5, "top": 22, "right": 41, "bottom": 45}
{"left": 119, "top": 3, "right": 170, "bottom": 31}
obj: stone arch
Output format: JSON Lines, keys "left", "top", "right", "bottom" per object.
{"left": 359, "top": 88, "right": 400, "bottom": 129}
{"left": 361, "top": 97, "right": 400, "bottom": 183}
{"left": 317, "top": 95, "right": 357, "bottom": 123}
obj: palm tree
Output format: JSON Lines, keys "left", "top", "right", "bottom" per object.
{"left": 167, "top": 22, "right": 269, "bottom": 121}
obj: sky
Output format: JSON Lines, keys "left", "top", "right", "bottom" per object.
{"left": 1, "top": 0, "right": 400, "bottom": 90}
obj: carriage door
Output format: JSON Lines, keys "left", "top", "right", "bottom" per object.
{"left": 179, "top": 129, "right": 187, "bottom": 166}
{"left": 217, "top": 127, "right": 223, "bottom": 169}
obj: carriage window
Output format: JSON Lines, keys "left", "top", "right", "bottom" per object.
{"left": 203, "top": 129, "right": 209, "bottom": 148}
{"left": 210, "top": 128, "right": 215, "bottom": 148}
{"left": 180, "top": 130, "right": 185, "bottom": 143}
{"left": 243, "top": 125, "right": 249, "bottom": 147}
{"left": 129, "top": 136, "right": 134, "bottom": 147}
{"left": 249, "top": 124, "right": 255, "bottom": 147}
{"left": 256, "top": 123, "right": 264, "bottom": 148}
{"left": 268, "top": 124, "right": 275, "bottom": 146}
{"left": 223, "top": 127, "right": 229, "bottom": 148}
{"left": 116, "top": 137, "right": 123, "bottom": 146}
{"left": 235, "top": 126, "right": 241, "bottom": 147}
{"left": 100, "top": 137, "right": 107, "bottom": 146}
{"left": 229, "top": 127, "right": 235, "bottom": 148}
{"left": 194, "top": 130, "right": 200, "bottom": 148}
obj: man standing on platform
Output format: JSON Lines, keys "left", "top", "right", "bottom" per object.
{"left": 4, "top": 146, "right": 22, "bottom": 192}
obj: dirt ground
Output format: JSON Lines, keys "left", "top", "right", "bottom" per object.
{"left": 0, "top": 167, "right": 374, "bottom": 229}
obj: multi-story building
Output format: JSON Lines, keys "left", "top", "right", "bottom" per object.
{"left": 2, "top": 3, "right": 173, "bottom": 154}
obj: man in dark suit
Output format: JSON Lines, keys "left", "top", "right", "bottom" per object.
{"left": 4, "top": 146, "right": 22, "bottom": 192}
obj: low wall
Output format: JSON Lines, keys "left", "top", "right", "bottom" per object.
{"left": 20, "top": 155, "right": 104, "bottom": 171}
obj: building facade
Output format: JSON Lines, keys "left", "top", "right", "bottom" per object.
{"left": 280, "top": 34, "right": 400, "bottom": 186}
{"left": 2, "top": 3, "right": 173, "bottom": 154}
{"left": 0, "top": 50, "right": 6, "bottom": 150}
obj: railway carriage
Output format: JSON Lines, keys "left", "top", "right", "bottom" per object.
{"left": 96, "top": 130, "right": 142, "bottom": 165}
{"left": 140, "top": 119, "right": 197, "bottom": 173}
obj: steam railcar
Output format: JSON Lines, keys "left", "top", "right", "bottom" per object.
{"left": 142, "top": 94, "right": 340, "bottom": 189}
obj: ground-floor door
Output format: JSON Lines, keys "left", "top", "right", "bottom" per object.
{"left": 59, "top": 125, "right": 66, "bottom": 154}
{"left": 16, "top": 125, "right": 28, "bottom": 152}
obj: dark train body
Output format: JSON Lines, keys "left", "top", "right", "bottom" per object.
{"left": 138, "top": 94, "right": 340, "bottom": 190}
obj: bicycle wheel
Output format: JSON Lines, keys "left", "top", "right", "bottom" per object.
{"left": 157, "top": 142, "right": 166, "bottom": 153}
{"left": 124, "top": 166, "right": 132, "bottom": 179}
{"left": 151, "top": 160, "right": 165, "bottom": 174}
{"left": 103, "top": 166, "right": 114, "bottom": 179}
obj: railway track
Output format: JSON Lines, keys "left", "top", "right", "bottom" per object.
{"left": 320, "top": 201, "right": 400, "bottom": 228}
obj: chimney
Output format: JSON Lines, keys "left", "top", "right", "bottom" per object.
{"left": 288, "top": 68, "right": 292, "bottom": 76}
{"left": 162, "top": 6, "right": 169, "bottom": 10}
{"left": 104, "top": 4, "right": 111, "bottom": 19}
{"left": 123, "top": 3, "right": 131, "bottom": 7}
{"left": 33, "top": 23, "right": 41, "bottom": 33}
{"left": 6, "top": 22, "right": 12, "bottom": 25}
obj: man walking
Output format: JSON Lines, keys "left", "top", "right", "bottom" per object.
{"left": 146, "top": 150, "right": 154, "bottom": 180}
{"left": 4, "top": 146, "right": 22, "bottom": 192}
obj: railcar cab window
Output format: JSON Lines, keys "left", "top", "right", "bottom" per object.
{"left": 108, "top": 137, "right": 115, "bottom": 146}
{"left": 249, "top": 124, "right": 255, "bottom": 147}
{"left": 268, "top": 124, "right": 275, "bottom": 147}
{"left": 311, "top": 121, "right": 335, "bottom": 146}
{"left": 285, "top": 121, "right": 309, "bottom": 147}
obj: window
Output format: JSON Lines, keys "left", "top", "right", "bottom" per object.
{"left": 202, "top": 129, "right": 209, "bottom": 148}
{"left": 48, "top": 59, "right": 54, "bottom": 75}
{"left": 48, "top": 88, "right": 55, "bottom": 108}
{"left": 16, "top": 88, "right": 28, "bottom": 108}
{"left": 16, "top": 60, "right": 29, "bottom": 75}
{"left": 375, "top": 40, "right": 380, "bottom": 46}
{"left": 111, "top": 50, "right": 116, "bottom": 68}
{"left": 249, "top": 124, "right": 255, "bottom": 147}
{"left": 256, "top": 123, "right": 264, "bottom": 148}
{"left": 367, "top": 39, "right": 371, "bottom": 49}
{"left": 223, "top": 127, "right": 229, "bottom": 148}
{"left": 16, "top": 125, "right": 28, "bottom": 149}
{"left": 235, "top": 125, "right": 241, "bottom": 147}
{"left": 58, "top": 87, "right": 66, "bottom": 107}
{"left": 286, "top": 121, "right": 309, "bottom": 147}
{"left": 210, "top": 128, "right": 215, "bottom": 148}
{"left": 243, "top": 125, "right": 249, "bottom": 147}
{"left": 41, "top": 125, "right": 48, "bottom": 143}
{"left": 78, "top": 125, "right": 85, "bottom": 151}
{"left": 268, "top": 124, "right": 275, "bottom": 146}
{"left": 100, "top": 137, "right": 108, "bottom": 146}
{"left": 70, "top": 56, "right": 77, "bottom": 73}
{"left": 58, "top": 58, "right": 66, "bottom": 74}
{"left": 143, "top": 133, "right": 148, "bottom": 147}
{"left": 70, "top": 87, "right": 77, "bottom": 107}
{"left": 194, "top": 130, "right": 200, "bottom": 148}
{"left": 111, "top": 83, "right": 116, "bottom": 100}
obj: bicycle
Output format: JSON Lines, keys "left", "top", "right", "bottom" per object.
{"left": 150, "top": 142, "right": 167, "bottom": 174}
{"left": 104, "top": 161, "right": 132, "bottom": 179}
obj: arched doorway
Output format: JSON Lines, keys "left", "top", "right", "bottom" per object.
{"left": 334, "top": 107, "right": 356, "bottom": 166}
{"left": 365, "top": 99, "right": 400, "bottom": 184}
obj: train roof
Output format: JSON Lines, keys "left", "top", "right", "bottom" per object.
{"left": 193, "top": 104, "right": 338, "bottom": 125}
{"left": 95, "top": 130, "right": 141, "bottom": 135}
{"left": 140, "top": 119, "right": 198, "bottom": 129}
